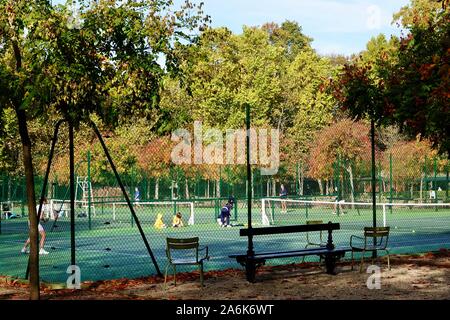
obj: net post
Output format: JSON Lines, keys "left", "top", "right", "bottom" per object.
{"left": 189, "top": 202, "right": 194, "bottom": 225}
{"left": 383, "top": 204, "right": 386, "bottom": 227}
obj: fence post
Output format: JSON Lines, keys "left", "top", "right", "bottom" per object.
{"left": 446, "top": 162, "right": 449, "bottom": 201}
{"left": 389, "top": 152, "right": 393, "bottom": 214}
{"left": 424, "top": 155, "right": 428, "bottom": 203}
{"left": 87, "top": 151, "right": 92, "bottom": 230}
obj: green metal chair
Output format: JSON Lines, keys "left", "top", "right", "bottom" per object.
{"left": 350, "top": 227, "right": 390, "bottom": 272}
{"left": 164, "top": 237, "right": 209, "bottom": 287}
{"left": 302, "top": 220, "right": 327, "bottom": 263}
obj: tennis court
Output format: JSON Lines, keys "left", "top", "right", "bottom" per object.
{"left": 0, "top": 198, "right": 449, "bottom": 284}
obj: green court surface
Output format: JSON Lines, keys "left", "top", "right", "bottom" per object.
{"left": 1, "top": 201, "right": 449, "bottom": 284}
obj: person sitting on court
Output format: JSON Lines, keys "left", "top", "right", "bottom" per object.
{"left": 220, "top": 202, "right": 233, "bottom": 227}
{"left": 154, "top": 213, "right": 166, "bottom": 229}
{"left": 172, "top": 212, "right": 184, "bottom": 228}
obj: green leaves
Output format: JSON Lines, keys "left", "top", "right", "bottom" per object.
{"left": 333, "top": 1, "right": 449, "bottom": 158}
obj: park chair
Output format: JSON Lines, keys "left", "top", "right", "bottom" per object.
{"left": 1, "top": 203, "right": 12, "bottom": 219}
{"left": 350, "top": 227, "right": 390, "bottom": 272}
{"left": 302, "top": 220, "right": 327, "bottom": 263}
{"left": 164, "top": 237, "right": 209, "bottom": 287}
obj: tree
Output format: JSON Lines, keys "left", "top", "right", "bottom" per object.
{"left": 184, "top": 26, "right": 284, "bottom": 129}
{"left": 137, "top": 136, "right": 172, "bottom": 200}
{"left": 284, "top": 49, "right": 335, "bottom": 152}
{"left": 393, "top": 0, "right": 444, "bottom": 28}
{"left": 383, "top": 139, "right": 437, "bottom": 199}
{"left": 262, "top": 20, "right": 312, "bottom": 61}
{"left": 334, "top": 1, "right": 449, "bottom": 158}
{"left": 308, "top": 120, "right": 374, "bottom": 203}
{"left": 385, "top": 4, "right": 450, "bottom": 157}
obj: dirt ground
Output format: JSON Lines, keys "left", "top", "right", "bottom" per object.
{"left": 1, "top": 250, "right": 449, "bottom": 300}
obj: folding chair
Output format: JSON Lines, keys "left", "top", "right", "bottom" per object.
{"left": 164, "top": 237, "right": 209, "bottom": 287}
{"left": 350, "top": 227, "right": 390, "bottom": 272}
{"left": 302, "top": 220, "right": 327, "bottom": 263}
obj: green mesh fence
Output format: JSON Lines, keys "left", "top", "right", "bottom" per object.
{"left": 1, "top": 144, "right": 449, "bottom": 285}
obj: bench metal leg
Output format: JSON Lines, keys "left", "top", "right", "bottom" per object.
{"left": 385, "top": 249, "right": 390, "bottom": 270}
{"left": 359, "top": 250, "right": 365, "bottom": 273}
{"left": 324, "top": 253, "right": 337, "bottom": 275}
{"left": 199, "top": 262, "right": 204, "bottom": 287}
{"left": 351, "top": 250, "right": 354, "bottom": 270}
{"left": 173, "top": 265, "right": 177, "bottom": 286}
{"left": 164, "top": 264, "right": 170, "bottom": 288}
{"left": 245, "top": 258, "right": 256, "bottom": 283}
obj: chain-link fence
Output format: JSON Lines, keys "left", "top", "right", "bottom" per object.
{"left": 1, "top": 128, "right": 449, "bottom": 285}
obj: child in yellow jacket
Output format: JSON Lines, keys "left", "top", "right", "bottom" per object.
{"left": 154, "top": 213, "right": 166, "bottom": 229}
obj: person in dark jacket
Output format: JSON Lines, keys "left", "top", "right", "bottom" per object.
{"left": 220, "top": 202, "right": 233, "bottom": 227}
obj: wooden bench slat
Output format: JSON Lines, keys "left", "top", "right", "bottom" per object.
{"left": 229, "top": 246, "right": 351, "bottom": 260}
{"left": 239, "top": 223, "right": 340, "bottom": 236}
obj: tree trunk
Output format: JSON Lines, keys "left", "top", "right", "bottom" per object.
{"left": 155, "top": 178, "right": 159, "bottom": 200}
{"left": 272, "top": 178, "right": 276, "bottom": 197}
{"left": 216, "top": 179, "right": 220, "bottom": 198}
{"left": 420, "top": 174, "right": 424, "bottom": 202}
{"left": 267, "top": 180, "right": 270, "bottom": 197}
{"left": 171, "top": 180, "right": 175, "bottom": 199}
{"left": 318, "top": 179, "right": 323, "bottom": 195}
{"left": 16, "top": 109, "right": 40, "bottom": 300}
{"left": 185, "top": 178, "right": 190, "bottom": 199}
{"left": 11, "top": 32, "right": 39, "bottom": 299}
{"left": 251, "top": 174, "right": 254, "bottom": 200}
{"left": 298, "top": 167, "right": 304, "bottom": 196}
{"left": 346, "top": 165, "right": 355, "bottom": 208}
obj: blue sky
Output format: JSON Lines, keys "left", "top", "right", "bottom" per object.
{"left": 200, "top": 0, "right": 411, "bottom": 56}
{"left": 54, "top": 0, "right": 411, "bottom": 56}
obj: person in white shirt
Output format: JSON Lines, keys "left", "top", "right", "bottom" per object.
{"left": 21, "top": 198, "right": 50, "bottom": 255}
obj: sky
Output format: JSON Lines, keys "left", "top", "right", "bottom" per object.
{"left": 54, "top": 0, "right": 412, "bottom": 56}
{"left": 200, "top": 0, "right": 411, "bottom": 56}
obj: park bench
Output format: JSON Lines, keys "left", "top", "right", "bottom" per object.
{"left": 229, "top": 222, "right": 351, "bottom": 282}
